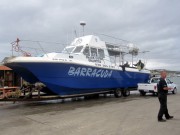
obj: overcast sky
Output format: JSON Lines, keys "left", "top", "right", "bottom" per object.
{"left": 0, "top": 0, "right": 180, "bottom": 71}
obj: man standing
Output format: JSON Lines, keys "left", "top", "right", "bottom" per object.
{"left": 134, "top": 60, "right": 144, "bottom": 70}
{"left": 157, "top": 71, "right": 174, "bottom": 122}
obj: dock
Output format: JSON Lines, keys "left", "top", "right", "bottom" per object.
{"left": 0, "top": 92, "right": 179, "bottom": 135}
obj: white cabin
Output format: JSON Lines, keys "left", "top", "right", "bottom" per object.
{"left": 42, "top": 35, "right": 138, "bottom": 68}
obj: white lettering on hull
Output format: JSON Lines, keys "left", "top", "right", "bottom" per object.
{"left": 68, "top": 66, "right": 112, "bottom": 78}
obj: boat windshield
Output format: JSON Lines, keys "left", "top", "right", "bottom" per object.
{"left": 73, "top": 46, "right": 83, "bottom": 53}
{"left": 83, "top": 46, "right": 90, "bottom": 57}
{"left": 62, "top": 46, "right": 75, "bottom": 53}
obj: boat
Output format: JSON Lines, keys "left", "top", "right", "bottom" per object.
{"left": 2, "top": 35, "right": 150, "bottom": 97}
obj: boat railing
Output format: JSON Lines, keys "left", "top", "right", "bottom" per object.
{"left": 11, "top": 38, "right": 68, "bottom": 57}
{"left": 106, "top": 42, "right": 130, "bottom": 53}
{"left": 9, "top": 38, "right": 145, "bottom": 69}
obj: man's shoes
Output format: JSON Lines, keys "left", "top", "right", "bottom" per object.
{"left": 158, "top": 118, "right": 166, "bottom": 122}
{"left": 166, "top": 116, "right": 174, "bottom": 120}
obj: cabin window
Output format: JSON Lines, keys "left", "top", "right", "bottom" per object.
{"left": 62, "top": 46, "right": 75, "bottom": 53}
{"left": 73, "top": 46, "right": 83, "bottom": 53}
{"left": 91, "top": 48, "right": 97, "bottom": 57}
{"left": 83, "top": 46, "right": 90, "bottom": 57}
{"left": 98, "top": 49, "right": 105, "bottom": 59}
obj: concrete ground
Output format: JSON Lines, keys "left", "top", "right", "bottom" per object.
{"left": 0, "top": 92, "right": 179, "bottom": 135}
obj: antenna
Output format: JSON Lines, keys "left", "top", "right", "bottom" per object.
{"left": 80, "top": 21, "right": 86, "bottom": 36}
{"left": 74, "top": 30, "right": 77, "bottom": 37}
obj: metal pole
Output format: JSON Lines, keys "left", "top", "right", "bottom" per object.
{"left": 38, "top": 89, "right": 40, "bottom": 99}
{"left": 80, "top": 21, "right": 86, "bottom": 36}
{"left": 83, "top": 26, "right": 84, "bottom": 36}
{"left": 132, "top": 54, "right": 133, "bottom": 67}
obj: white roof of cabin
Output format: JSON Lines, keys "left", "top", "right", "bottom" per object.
{"left": 71, "top": 35, "right": 106, "bottom": 48}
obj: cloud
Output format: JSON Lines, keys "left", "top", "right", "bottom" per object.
{"left": 0, "top": 0, "right": 180, "bottom": 71}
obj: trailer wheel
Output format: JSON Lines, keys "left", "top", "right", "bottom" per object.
{"left": 140, "top": 91, "right": 146, "bottom": 96}
{"left": 122, "top": 89, "right": 130, "bottom": 97}
{"left": 172, "top": 88, "right": 177, "bottom": 94}
{"left": 114, "top": 89, "right": 122, "bottom": 98}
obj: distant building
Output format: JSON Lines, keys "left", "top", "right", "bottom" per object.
{"left": 0, "top": 65, "right": 21, "bottom": 87}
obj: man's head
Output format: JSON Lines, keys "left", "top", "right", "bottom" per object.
{"left": 160, "top": 71, "right": 167, "bottom": 79}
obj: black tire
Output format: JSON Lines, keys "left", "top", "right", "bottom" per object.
{"left": 153, "top": 92, "right": 158, "bottom": 96}
{"left": 140, "top": 91, "right": 146, "bottom": 96}
{"left": 114, "top": 89, "right": 122, "bottom": 98}
{"left": 172, "top": 88, "right": 177, "bottom": 94}
{"left": 122, "top": 89, "right": 130, "bottom": 97}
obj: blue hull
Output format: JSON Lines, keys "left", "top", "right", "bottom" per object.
{"left": 5, "top": 62, "right": 150, "bottom": 96}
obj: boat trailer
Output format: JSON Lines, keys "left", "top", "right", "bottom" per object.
{"left": 0, "top": 84, "right": 133, "bottom": 103}
{"left": 0, "top": 85, "right": 64, "bottom": 102}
